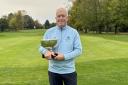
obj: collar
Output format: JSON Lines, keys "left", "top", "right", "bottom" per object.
{"left": 56, "top": 25, "right": 68, "bottom": 30}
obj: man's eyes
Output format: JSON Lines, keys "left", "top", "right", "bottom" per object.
{"left": 57, "top": 15, "right": 65, "bottom": 18}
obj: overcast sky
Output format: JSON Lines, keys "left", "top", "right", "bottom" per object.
{"left": 0, "top": 0, "right": 70, "bottom": 24}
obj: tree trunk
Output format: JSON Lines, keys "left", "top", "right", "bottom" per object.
{"left": 114, "top": 25, "right": 119, "bottom": 34}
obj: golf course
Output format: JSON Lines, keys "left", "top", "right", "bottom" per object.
{"left": 0, "top": 29, "right": 128, "bottom": 85}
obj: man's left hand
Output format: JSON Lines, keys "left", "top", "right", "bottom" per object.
{"left": 54, "top": 53, "right": 64, "bottom": 61}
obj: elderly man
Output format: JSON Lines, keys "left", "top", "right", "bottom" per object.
{"left": 39, "top": 6, "right": 82, "bottom": 85}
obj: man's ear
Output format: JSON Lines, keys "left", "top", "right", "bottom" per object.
{"left": 66, "top": 16, "right": 69, "bottom": 22}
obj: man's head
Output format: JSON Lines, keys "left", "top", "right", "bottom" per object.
{"left": 55, "top": 6, "right": 68, "bottom": 28}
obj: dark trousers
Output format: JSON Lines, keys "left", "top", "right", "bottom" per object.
{"left": 48, "top": 71, "right": 77, "bottom": 85}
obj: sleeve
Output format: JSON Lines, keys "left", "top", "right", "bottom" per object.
{"left": 64, "top": 31, "right": 82, "bottom": 60}
{"left": 38, "top": 31, "right": 49, "bottom": 55}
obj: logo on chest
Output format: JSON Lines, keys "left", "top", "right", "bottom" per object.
{"left": 65, "top": 36, "right": 71, "bottom": 41}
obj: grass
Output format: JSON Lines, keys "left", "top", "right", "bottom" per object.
{"left": 0, "top": 29, "right": 128, "bottom": 85}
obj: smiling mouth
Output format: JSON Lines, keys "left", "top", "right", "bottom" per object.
{"left": 58, "top": 22, "right": 64, "bottom": 23}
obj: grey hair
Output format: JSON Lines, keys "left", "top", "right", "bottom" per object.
{"left": 56, "top": 5, "right": 68, "bottom": 16}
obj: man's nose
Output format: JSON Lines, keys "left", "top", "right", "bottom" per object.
{"left": 59, "top": 16, "right": 63, "bottom": 19}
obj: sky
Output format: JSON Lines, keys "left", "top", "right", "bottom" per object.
{"left": 0, "top": 0, "right": 72, "bottom": 24}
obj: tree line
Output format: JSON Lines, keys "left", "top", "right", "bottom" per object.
{"left": 68, "top": 0, "right": 128, "bottom": 34}
{"left": 0, "top": 10, "right": 43, "bottom": 32}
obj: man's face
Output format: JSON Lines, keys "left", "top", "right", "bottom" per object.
{"left": 56, "top": 8, "right": 68, "bottom": 28}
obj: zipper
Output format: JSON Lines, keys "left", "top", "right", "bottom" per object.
{"left": 58, "top": 28, "right": 62, "bottom": 51}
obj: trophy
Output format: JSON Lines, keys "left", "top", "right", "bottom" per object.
{"left": 41, "top": 39, "right": 58, "bottom": 59}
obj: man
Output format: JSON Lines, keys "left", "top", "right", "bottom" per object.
{"left": 39, "top": 6, "right": 82, "bottom": 85}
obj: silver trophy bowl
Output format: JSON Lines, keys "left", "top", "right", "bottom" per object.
{"left": 41, "top": 39, "right": 57, "bottom": 49}
{"left": 41, "top": 39, "right": 58, "bottom": 59}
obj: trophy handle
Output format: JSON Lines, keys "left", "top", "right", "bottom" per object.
{"left": 42, "top": 54, "right": 45, "bottom": 58}
{"left": 51, "top": 53, "right": 58, "bottom": 59}
{"left": 42, "top": 53, "right": 58, "bottom": 59}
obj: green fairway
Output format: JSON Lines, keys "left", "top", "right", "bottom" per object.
{"left": 0, "top": 30, "right": 128, "bottom": 85}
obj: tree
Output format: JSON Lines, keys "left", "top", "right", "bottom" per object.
{"left": 15, "top": 10, "right": 24, "bottom": 30}
{"left": 9, "top": 17, "right": 17, "bottom": 31}
{"left": 0, "top": 18, "right": 8, "bottom": 32}
{"left": 34, "top": 20, "right": 43, "bottom": 29}
{"left": 69, "top": 0, "right": 128, "bottom": 34}
{"left": 23, "top": 15, "right": 35, "bottom": 29}
{"left": 8, "top": 10, "right": 24, "bottom": 31}
{"left": 44, "top": 20, "right": 50, "bottom": 29}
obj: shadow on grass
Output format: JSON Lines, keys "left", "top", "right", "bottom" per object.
{"left": 0, "top": 34, "right": 6, "bottom": 38}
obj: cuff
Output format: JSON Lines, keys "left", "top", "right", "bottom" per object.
{"left": 64, "top": 54, "right": 69, "bottom": 60}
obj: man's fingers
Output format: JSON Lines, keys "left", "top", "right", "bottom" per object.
{"left": 51, "top": 52, "right": 55, "bottom": 56}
